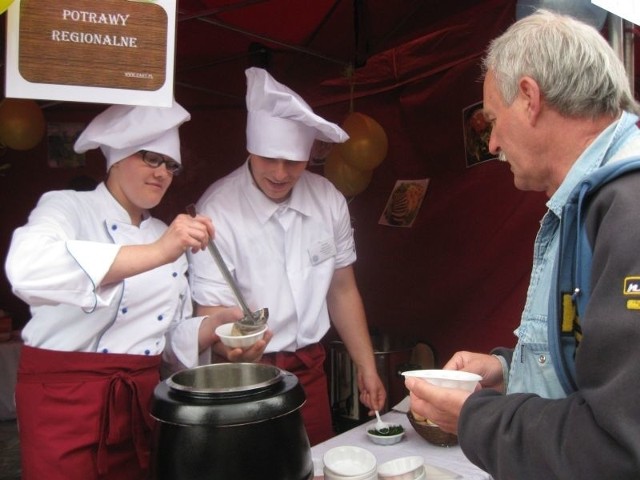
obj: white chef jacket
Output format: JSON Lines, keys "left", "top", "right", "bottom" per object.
{"left": 5, "top": 183, "right": 206, "bottom": 373}
{"left": 189, "top": 160, "right": 357, "bottom": 352}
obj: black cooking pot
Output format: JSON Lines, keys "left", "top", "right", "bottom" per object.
{"left": 150, "top": 363, "right": 313, "bottom": 480}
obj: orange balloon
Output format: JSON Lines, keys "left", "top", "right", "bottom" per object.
{"left": 337, "top": 112, "right": 388, "bottom": 172}
{"left": 324, "top": 148, "right": 373, "bottom": 197}
{"left": 0, "top": 98, "right": 46, "bottom": 150}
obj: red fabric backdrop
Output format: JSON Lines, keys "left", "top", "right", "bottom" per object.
{"left": 0, "top": 0, "right": 613, "bottom": 365}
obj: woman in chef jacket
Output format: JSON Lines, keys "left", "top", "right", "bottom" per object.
{"left": 4, "top": 101, "right": 269, "bottom": 480}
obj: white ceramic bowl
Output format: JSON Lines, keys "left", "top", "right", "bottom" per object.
{"left": 323, "top": 446, "right": 377, "bottom": 479}
{"left": 401, "top": 369, "right": 481, "bottom": 392}
{"left": 215, "top": 323, "right": 267, "bottom": 348}
{"left": 366, "top": 427, "right": 405, "bottom": 446}
{"left": 323, "top": 466, "right": 378, "bottom": 480}
{"left": 377, "top": 456, "right": 425, "bottom": 480}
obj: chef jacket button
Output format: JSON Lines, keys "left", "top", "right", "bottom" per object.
{"left": 121, "top": 307, "right": 128, "bottom": 314}
{"left": 312, "top": 255, "right": 319, "bottom": 262}
{"left": 102, "top": 348, "right": 109, "bottom": 353}
{"left": 144, "top": 349, "right": 151, "bottom": 355}
{"left": 111, "top": 224, "right": 117, "bottom": 231}
{"left": 157, "top": 315, "right": 163, "bottom": 321}
{"left": 172, "top": 272, "right": 178, "bottom": 277}
{"left": 538, "top": 354, "right": 546, "bottom": 364}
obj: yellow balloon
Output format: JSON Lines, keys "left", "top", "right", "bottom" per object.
{"left": 0, "top": 99, "right": 46, "bottom": 150}
{"left": 0, "top": 0, "right": 15, "bottom": 14}
{"left": 338, "top": 112, "right": 388, "bottom": 172}
{"left": 324, "top": 148, "right": 373, "bottom": 197}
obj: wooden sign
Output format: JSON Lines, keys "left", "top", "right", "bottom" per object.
{"left": 5, "top": 0, "right": 176, "bottom": 107}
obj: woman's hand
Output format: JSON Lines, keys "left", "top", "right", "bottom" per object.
{"left": 157, "top": 213, "right": 216, "bottom": 262}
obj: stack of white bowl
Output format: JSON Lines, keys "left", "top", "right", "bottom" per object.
{"left": 322, "top": 446, "right": 377, "bottom": 480}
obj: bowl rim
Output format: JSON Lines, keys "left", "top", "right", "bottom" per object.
{"left": 215, "top": 322, "right": 267, "bottom": 339}
{"left": 323, "top": 445, "right": 377, "bottom": 476}
{"left": 165, "top": 362, "right": 284, "bottom": 395}
{"left": 366, "top": 430, "right": 405, "bottom": 445}
{"left": 366, "top": 428, "right": 405, "bottom": 438}
{"left": 401, "top": 368, "right": 482, "bottom": 382}
{"left": 377, "top": 455, "right": 425, "bottom": 476}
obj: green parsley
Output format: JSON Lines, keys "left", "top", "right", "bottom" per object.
{"left": 367, "top": 424, "right": 404, "bottom": 436}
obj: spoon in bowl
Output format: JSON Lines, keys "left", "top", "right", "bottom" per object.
{"left": 375, "top": 410, "right": 390, "bottom": 433}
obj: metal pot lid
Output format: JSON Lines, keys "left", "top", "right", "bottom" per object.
{"left": 166, "top": 363, "right": 284, "bottom": 398}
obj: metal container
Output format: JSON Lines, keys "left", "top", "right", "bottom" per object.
{"left": 330, "top": 335, "right": 419, "bottom": 425}
{"left": 151, "top": 363, "right": 313, "bottom": 480}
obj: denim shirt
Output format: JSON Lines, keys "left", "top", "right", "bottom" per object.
{"left": 506, "top": 111, "right": 640, "bottom": 398}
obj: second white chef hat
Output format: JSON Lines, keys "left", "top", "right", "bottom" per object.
{"left": 245, "top": 67, "right": 348, "bottom": 161}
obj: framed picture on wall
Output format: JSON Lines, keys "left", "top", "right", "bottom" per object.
{"left": 379, "top": 179, "right": 429, "bottom": 227}
{"left": 462, "top": 101, "right": 497, "bottom": 167}
{"left": 47, "top": 122, "right": 86, "bottom": 168}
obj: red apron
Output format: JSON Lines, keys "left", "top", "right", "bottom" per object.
{"left": 261, "top": 343, "right": 334, "bottom": 446}
{"left": 16, "top": 345, "right": 161, "bottom": 480}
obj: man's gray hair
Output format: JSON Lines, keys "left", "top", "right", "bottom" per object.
{"left": 482, "top": 9, "right": 639, "bottom": 117}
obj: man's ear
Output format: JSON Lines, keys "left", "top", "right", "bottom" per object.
{"left": 518, "top": 76, "right": 541, "bottom": 126}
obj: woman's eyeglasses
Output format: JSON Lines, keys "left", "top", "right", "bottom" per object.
{"left": 138, "top": 150, "right": 183, "bottom": 175}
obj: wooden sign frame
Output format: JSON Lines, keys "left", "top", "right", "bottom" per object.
{"left": 5, "top": 0, "right": 176, "bottom": 107}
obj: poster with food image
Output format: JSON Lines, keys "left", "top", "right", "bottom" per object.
{"left": 463, "top": 101, "right": 498, "bottom": 167}
{"left": 379, "top": 179, "right": 429, "bottom": 227}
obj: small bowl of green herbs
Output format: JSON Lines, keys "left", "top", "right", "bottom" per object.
{"left": 366, "top": 424, "right": 405, "bottom": 445}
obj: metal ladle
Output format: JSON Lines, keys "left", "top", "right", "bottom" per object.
{"left": 186, "top": 204, "right": 269, "bottom": 335}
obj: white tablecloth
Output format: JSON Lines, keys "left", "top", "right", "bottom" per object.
{"left": 311, "top": 410, "right": 492, "bottom": 479}
{"left": 0, "top": 334, "right": 22, "bottom": 420}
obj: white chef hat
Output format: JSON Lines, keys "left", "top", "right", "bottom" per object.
{"left": 245, "top": 67, "right": 348, "bottom": 161}
{"left": 74, "top": 101, "right": 191, "bottom": 170}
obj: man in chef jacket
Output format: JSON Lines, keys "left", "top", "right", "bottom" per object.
{"left": 189, "top": 67, "right": 386, "bottom": 445}
{"left": 5, "top": 101, "right": 267, "bottom": 480}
